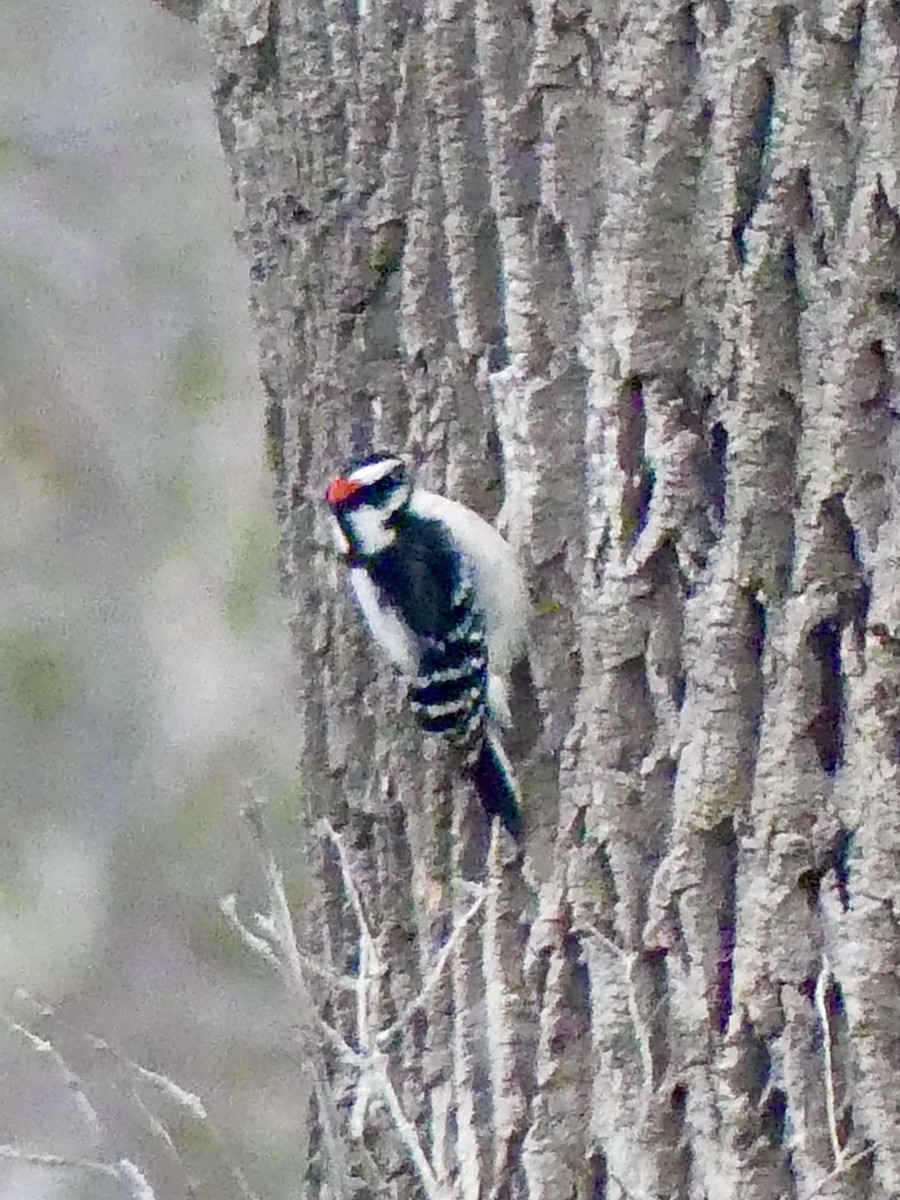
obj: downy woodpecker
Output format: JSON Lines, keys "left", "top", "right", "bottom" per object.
{"left": 325, "top": 453, "right": 528, "bottom": 839}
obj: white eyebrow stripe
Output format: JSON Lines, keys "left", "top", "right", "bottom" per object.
{"left": 348, "top": 458, "right": 404, "bottom": 486}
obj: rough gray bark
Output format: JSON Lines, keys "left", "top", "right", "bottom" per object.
{"left": 194, "top": 0, "right": 900, "bottom": 1196}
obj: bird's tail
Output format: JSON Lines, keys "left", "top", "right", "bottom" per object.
{"left": 467, "top": 727, "right": 523, "bottom": 841}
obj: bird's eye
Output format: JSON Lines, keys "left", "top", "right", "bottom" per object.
{"left": 369, "top": 474, "right": 401, "bottom": 503}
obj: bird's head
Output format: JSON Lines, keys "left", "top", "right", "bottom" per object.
{"left": 325, "top": 452, "right": 412, "bottom": 559}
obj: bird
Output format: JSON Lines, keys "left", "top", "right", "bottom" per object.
{"left": 324, "top": 452, "right": 528, "bottom": 839}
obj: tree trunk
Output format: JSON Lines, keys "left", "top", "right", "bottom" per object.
{"left": 196, "top": 0, "right": 900, "bottom": 1196}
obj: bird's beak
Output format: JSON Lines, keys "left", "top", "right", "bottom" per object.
{"left": 325, "top": 475, "right": 362, "bottom": 507}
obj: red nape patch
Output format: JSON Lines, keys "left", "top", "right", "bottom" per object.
{"left": 325, "top": 475, "right": 362, "bottom": 506}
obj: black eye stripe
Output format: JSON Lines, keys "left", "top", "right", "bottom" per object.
{"left": 369, "top": 475, "right": 401, "bottom": 501}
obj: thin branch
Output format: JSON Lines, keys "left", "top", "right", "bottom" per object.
{"left": 220, "top": 892, "right": 360, "bottom": 1066}
{"left": 114, "top": 1158, "right": 159, "bottom": 1200}
{"left": 320, "top": 817, "right": 383, "bottom": 1067}
{"left": 357, "top": 920, "right": 373, "bottom": 1055}
{"left": 624, "top": 950, "right": 654, "bottom": 1091}
{"left": 814, "top": 955, "right": 843, "bottom": 1167}
{"left": 803, "top": 1144, "right": 875, "bottom": 1199}
{"left": 0, "top": 1146, "right": 117, "bottom": 1174}
{"left": 9, "top": 991, "right": 258, "bottom": 1200}
{"left": 291, "top": 949, "right": 358, "bottom": 991}
{"left": 125, "top": 1062, "right": 209, "bottom": 1120}
{"left": 246, "top": 805, "right": 318, "bottom": 1011}
{"left": 584, "top": 928, "right": 654, "bottom": 1090}
{"left": 0, "top": 1146, "right": 158, "bottom": 1200}
{"left": 316, "top": 1015, "right": 364, "bottom": 1066}
{"left": 349, "top": 1069, "right": 378, "bottom": 1140}
{"left": 318, "top": 814, "right": 442, "bottom": 1198}
{"left": 607, "top": 1167, "right": 641, "bottom": 1199}
{"left": 803, "top": 958, "right": 878, "bottom": 1199}
{"left": 219, "top": 894, "right": 282, "bottom": 970}
{"left": 372, "top": 1049, "right": 442, "bottom": 1200}
{"left": 253, "top": 909, "right": 357, "bottom": 990}
{"left": 378, "top": 887, "right": 485, "bottom": 1046}
{"left": 488, "top": 812, "right": 501, "bottom": 866}
{"left": 1, "top": 1013, "right": 105, "bottom": 1148}
{"left": 97, "top": 1046, "right": 259, "bottom": 1200}
{"left": 243, "top": 800, "right": 354, "bottom": 1200}
{"left": 320, "top": 817, "right": 381, "bottom": 973}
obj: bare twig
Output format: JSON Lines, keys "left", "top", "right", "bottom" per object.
{"left": 220, "top": 892, "right": 360, "bottom": 1066}
{"left": 243, "top": 800, "right": 354, "bottom": 1200}
{"left": 0, "top": 1146, "right": 117, "bottom": 1174}
{"left": 234, "top": 803, "right": 470, "bottom": 1198}
{"left": 0, "top": 1146, "right": 158, "bottom": 1200}
{"left": 1, "top": 1014, "right": 104, "bottom": 1148}
{"left": 319, "top": 815, "right": 442, "bottom": 1200}
{"left": 9, "top": 991, "right": 259, "bottom": 1200}
{"left": 804, "top": 957, "right": 879, "bottom": 1198}
{"left": 607, "top": 1166, "right": 641, "bottom": 1199}
{"left": 253, "top": 908, "right": 357, "bottom": 990}
{"left": 316, "top": 1014, "right": 364, "bottom": 1066}
{"left": 319, "top": 819, "right": 379, "bottom": 964}
{"left": 374, "top": 1047, "right": 442, "bottom": 1200}
{"left": 219, "top": 893, "right": 282, "bottom": 969}
{"left": 814, "top": 955, "right": 843, "bottom": 1167}
{"left": 289, "top": 949, "right": 357, "bottom": 991}
{"left": 320, "top": 817, "right": 385, "bottom": 1070}
{"left": 102, "top": 1050, "right": 258, "bottom": 1200}
{"left": 247, "top": 805, "right": 319, "bottom": 1010}
{"left": 124, "top": 1062, "right": 209, "bottom": 1121}
{"left": 377, "top": 886, "right": 485, "bottom": 1046}
{"left": 803, "top": 1145, "right": 875, "bottom": 1199}
{"left": 349, "top": 1068, "right": 378, "bottom": 1140}
{"left": 584, "top": 928, "right": 655, "bottom": 1090}
{"left": 114, "top": 1157, "right": 159, "bottom": 1200}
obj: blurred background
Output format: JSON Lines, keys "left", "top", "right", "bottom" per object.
{"left": 1, "top": 2, "right": 307, "bottom": 1196}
